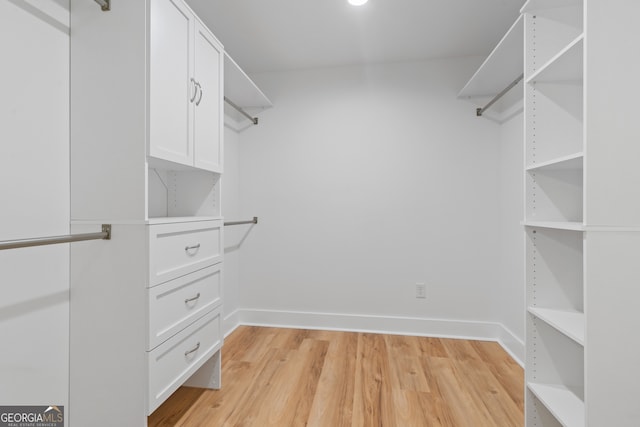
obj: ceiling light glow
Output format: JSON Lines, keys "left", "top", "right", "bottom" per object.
{"left": 348, "top": 0, "right": 368, "bottom": 6}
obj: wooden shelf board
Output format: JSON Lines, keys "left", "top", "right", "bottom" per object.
{"left": 523, "top": 221, "right": 584, "bottom": 231}
{"left": 528, "top": 307, "right": 584, "bottom": 345}
{"left": 528, "top": 383, "right": 585, "bottom": 427}
{"left": 146, "top": 216, "right": 222, "bottom": 225}
{"left": 527, "top": 35, "right": 584, "bottom": 84}
{"left": 458, "top": 16, "right": 524, "bottom": 115}
{"left": 521, "top": 0, "right": 581, "bottom": 13}
{"left": 224, "top": 52, "right": 272, "bottom": 120}
{"left": 526, "top": 152, "right": 584, "bottom": 171}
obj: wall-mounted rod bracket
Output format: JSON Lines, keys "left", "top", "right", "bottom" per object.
{"left": 94, "top": 0, "right": 110, "bottom": 11}
{"left": 224, "top": 217, "right": 258, "bottom": 227}
{"left": 102, "top": 224, "right": 112, "bottom": 240}
{"left": 224, "top": 97, "right": 259, "bottom": 125}
{"left": 476, "top": 73, "right": 524, "bottom": 117}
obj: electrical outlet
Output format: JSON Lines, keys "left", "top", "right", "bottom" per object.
{"left": 415, "top": 283, "right": 426, "bottom": 299}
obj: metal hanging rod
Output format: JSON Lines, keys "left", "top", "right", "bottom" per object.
{"left": 0, "top": 225, "right": 111, "bottom": 251}
{"left": 476, "top": 73, "right": 524, "bottom": 117}
{"left": 224, "top": 97, "right": 259, "bottom": 125}
{"left": 94, "top": 0, "right": 110, "bottom": 11}
{"left": 224, "top": 217, "right": 258, "bottom": 227}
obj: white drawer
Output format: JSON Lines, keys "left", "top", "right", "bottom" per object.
{"left": 147, "top": 264, "right": 222, "bottom": 350}
{"left": 148, "top": 220, "right": 222, "bottom": 287}
{"left": 147, "top": 307, "right": 222, "bottom": 414}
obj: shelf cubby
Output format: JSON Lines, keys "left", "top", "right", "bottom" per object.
{"left": 526, "top": 163, "right": 583, "bottom": 223}
{"left": 527, "top": 35, "right": 583, "bottom": 84}
{"left": 528, "top": 382, "right": 585, "bottom": 427}
{"left": 147, "top": 166, "right": 221, "bottom": 219}
{"left": 526, "top": 317, "right": 584, "bottom": 398}
{"left": 524, "top": 5, "right": 583, "bottom": 80}
{"left": 526, "top": 227, "right": 583, "bottom": 312}
{"left": 525, "top": 82, "right": 583, "bottom": 166}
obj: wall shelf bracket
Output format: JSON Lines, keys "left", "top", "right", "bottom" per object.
{"left": 94, "top": 0, "right": 110, "bottom": 11}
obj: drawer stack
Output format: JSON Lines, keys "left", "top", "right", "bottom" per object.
{"left": 146, "top": 219, "right": 224, "bottom": 413}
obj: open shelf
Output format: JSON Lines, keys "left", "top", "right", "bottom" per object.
{"left": 525, "top": 69, "right": 583, "bottom": 167}
{"left": 224, "top": 52, "right": 272, "bottom": 125}
{"left": 526, "top": 227, "right": 583, "bottom": 319}
{"left": 528, "top": 308, "right": 584, "bottom": 345}
{"left": 528, "top": 383, "right": 585, "bottom": 427}
{"left": 148, "top": 167, "right": 221, "bottom": 219}
{"left": 458, "top": 15, "right": 523, "bottom": 122}
{"left": 523, "top": 221, "right": 584, "bottom": 231}
{"left": 526, "top": 164, "right": 583, "bottom": 223}
{"left": 521, "top": 0, "right": 581, "bottom": 13}
{"left": 527, "top": 35, "right": 583, "bottom": 84}
{"left": 526, "top": 152, "right": 583, "bottom": 171}
{"left": 524, "top": 5, "right": 583, "bottom": 80}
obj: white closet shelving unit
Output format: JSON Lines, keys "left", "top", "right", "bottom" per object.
{"left": 523, "top": 0, "right": 640, "bottom": 426}
{"left": 458, "top": 15, "right": 523, "bottom": 123}
{"left": 69, "top": 0, "right": 229, "bottom": 425}
{"left": 224, "top": 52, "right": 272, "bottom": 130}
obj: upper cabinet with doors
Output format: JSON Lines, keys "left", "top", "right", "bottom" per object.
{"left": 150, "top": 0, "right": 223, "bottom": 173}
{"left": 71, "top": 0, "right": 223, "bottom": 222}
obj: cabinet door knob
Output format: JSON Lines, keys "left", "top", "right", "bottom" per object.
{"left": 195, "top": 82, "right": 203, "bottom": 106}
{"left": 190, "top": 78, "right": 198, "bottom": 103}
{"left": 184, "top": 293, "right": 201, "bottom": 304}
{"left": 184, "top": 342, "right": 200, "bottom": 357}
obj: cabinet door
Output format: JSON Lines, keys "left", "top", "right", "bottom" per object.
{"left": 193, "top": 21, "right": 223, "bottom": 172}
{"left": 149, "top": 0, "right": 194, "bottom": 167}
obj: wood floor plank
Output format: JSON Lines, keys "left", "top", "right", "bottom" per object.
{"left": 458, "top": 359, "right": 524, "bottom": 427}
{"left": 384, "top": 334, "right": 431, "bottom": 392}
{"left": 416, "top": 336, "right": 449, "bottom": 358}
{"left": 469, "top": 340, "right": 525, "bottom": 409}
{"left": 246, "top": 339, "right": 328, "bottom": 426}
{"left": 147, "top": 387, "right": 205, "bottom": 427}
{"left": 432, "top": 356, "right": 499, "bottom": 427}
{"left": 148, "top": 327, "right": 524, "bottom": 427}
{"left": 306, "top": 332, "right": 357, "bottom": 427}
{"left": 352, "top": 333, "right": 395, "bottom": 427}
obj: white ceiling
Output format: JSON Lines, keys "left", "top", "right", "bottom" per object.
{"left": 185, "top": 0, "right": 525, "bottom": 74}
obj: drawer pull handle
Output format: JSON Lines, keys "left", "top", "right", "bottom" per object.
{"left": 184, "top": 342, "right": 200, "bottom": 357}
{"left": 184, "top": 293, "right": 201, "bottom": 304}
{"left": 185, "top": 243, "right": 201, "bottom": 253}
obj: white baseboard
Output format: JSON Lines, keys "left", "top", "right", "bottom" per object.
{"left": 228, "top": 308, "right": 524, "bottom": 366}
{"left": 222, "top": 308, "right": 241, "bottom": 338}
{"left": 496, "top": 324, "right": 525, "bottom": 366}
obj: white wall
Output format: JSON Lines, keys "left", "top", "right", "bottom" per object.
{"left": 496, "top": 111, "right": 525, "bottom": 360}
{"left": 0, "top": 0, "right": 70, "bottom": 417}
{"left": 233, "top": 58, "right": 512, "bottom": 339}
{"left": 222, "top": 125, "right": 243, "bottom": 334}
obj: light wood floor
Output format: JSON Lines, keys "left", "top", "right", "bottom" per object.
{"left": 149, "top": 326, "right": 524, "bottom": 427}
